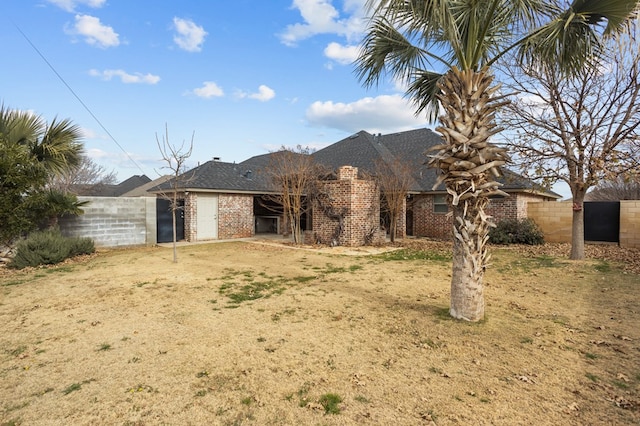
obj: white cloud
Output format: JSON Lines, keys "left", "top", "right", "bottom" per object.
{"left": 172, "top": 17, "right": 207, "bottom": 52}
{"left": 324, "top": 42, "right": 359, "bottom": 65}
{"left": 85, "top": 147, "right": 109, "bottom": 160}
{"left": 306, "top": 94, "right": 429, "bottom": 133}
{"left": 236, "top": 85, "right": 276, "bottom": 102}
{"left": 279, "top": 0, "right": 368, "bottom": 46}
{"left": 79, "top": 127, "right": 104, "bottom": 139}
{"left": 47, "top": 0, "right": 106, "bottom": 12}
{"left": 66, "top": 14, "right": 120, "bottom": 48}
{"left": 89, "top": 69, "right": 160, "bottom": 84}
{"left": 190, "top": 81, "right": 225, "bottom": 98}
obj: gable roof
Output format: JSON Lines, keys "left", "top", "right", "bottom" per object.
{"left": 313, "top": 128, "right": 559, "bottom": 197}
{"left": 153, "top": 128, "right": 560, "bottom": 198}
{"left": 74, "top": 174, "right": 152, "bottom": 197}
{"left": 120, "top": 175, "right": 172, "bottom": 197}
{"left": 311, "top": 128, "right": 437, "bottom": 192}
{"left": 116, "top": 175, "right": 152, "bottom": 195}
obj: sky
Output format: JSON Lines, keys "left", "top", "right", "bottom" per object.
{"left": 1, "top": 0, "right": 572, "bottom": 198}
{"left": 1, "top": 0, "right": 434, "bottom": 180}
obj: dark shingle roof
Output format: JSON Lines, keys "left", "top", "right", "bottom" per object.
{"left": 120, "top": 175, "right": 172, "bottom": 197}
{"left": 312, "top": 128, "right": 560, "bottom": 197}
{"left": 154, "top": 128, "right": 560, "bottom": 198}
{"left": 153, "top": 160, "right": 274, "bottom": 193}
{"left": 312, "top": 128, "right": 440, "bottom": 192}
{"left": 75, "top": 174, "right": 151, "bottom": 196}
{"left": 113, "top": 175, "right": 151, "bottom": 196}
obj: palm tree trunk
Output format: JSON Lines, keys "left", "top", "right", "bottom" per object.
{"left": 429, "top": 67, "right": 509, "bottom": 322}
{"left": 449, "top": 198, "right": 490, "bottom": 321}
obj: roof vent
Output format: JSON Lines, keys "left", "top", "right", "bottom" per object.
{"left": 243, "top": 170, "right": 253, "bottom": 179}
{"left": 213, "top": 157, "right": 221, "bottom": 161}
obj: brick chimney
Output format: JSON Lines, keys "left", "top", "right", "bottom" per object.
{"left": 337, "top": 165, "right": 358, "bottom": 180}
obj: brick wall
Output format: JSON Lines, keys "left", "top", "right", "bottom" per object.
{"left": 183, "top": 192, "right": 254, "bottom": 240}
{"left": 412, "top": 194, "right": 452, "bottom": 239}
{"left": 411, "top": 193, "right": 548, "bottom": 240}
{"left": 312, "top": 166, "right": 383, "bottom": 246}
{"left": 393, "top": 198, "right": 407, "bottom": 240}
{"left": 218, "top": 194, "right": 254, "bottom": 239}
{"left": 184, "top": 192, "right": 198, "bottom": 242}
{"left": 485, "top": 196, "right": 518, "bottom": 221}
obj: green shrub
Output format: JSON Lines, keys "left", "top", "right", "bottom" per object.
{"left": 68, "top": 236, "right": 95, "bottom": 257}
{"left": 9, "top": 230, "right": 95, "bottom": 269}
{"left": 489, "top": 218, "right": 544, "bottom": 245}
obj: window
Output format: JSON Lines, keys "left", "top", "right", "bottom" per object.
{"left": 433, "top": 194, "right": 448, "bottom": 213}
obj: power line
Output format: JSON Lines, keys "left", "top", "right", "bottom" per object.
{"left": 10, "top": 19, "right": 148, "bottom": 176}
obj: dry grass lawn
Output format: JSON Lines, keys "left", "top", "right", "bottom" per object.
{"left": 0, "top": 239, "right": 639, "bottom": 425}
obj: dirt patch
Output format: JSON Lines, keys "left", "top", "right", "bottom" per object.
{"left": 1, "top": 240, "right": 638, "bottom": 425}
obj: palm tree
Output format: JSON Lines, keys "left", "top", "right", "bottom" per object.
{"left": 0, "top": 105, "right": 84, "bottom": 244}
{"left": 0, "top": 105, "right": 83, "bottom": 176}
{"left": 355, "top": 0, "right": 639, "bottom": 321}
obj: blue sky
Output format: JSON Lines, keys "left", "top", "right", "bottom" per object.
{"left": 1, "top": 0, "right": 434, "bottom": 182}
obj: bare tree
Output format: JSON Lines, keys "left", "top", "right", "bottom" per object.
{"left": 498, "top": 33, "right": 640, "bottom": 260}
{"left": 261, "top": 146, "right": 320, "bottom": 244}
{"left": 156, "top": 124, "right": 194, "bottom": 263}
{"left": 47, "top": 154, "right": 117, "bottom": 194}
{"left": 374, "top": 158, "right": 414, "bottom": 243}
{"left": 586, "top": 174, "right": 640, "bottom": 201}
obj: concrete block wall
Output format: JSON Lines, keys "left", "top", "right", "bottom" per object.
{"left": 218, "top": 194, "right": 254, "bottom": 239}
{"left": 526, "top": 201, "right": 573, "bottom": 243}
{"left": 619, "top": 200, "right": 640, "bottom": 248}
{"left": 528, "top": 200, "right": 640, "bottom": 248}
{"left": 59, "top": 196, "right": 156, "bottom": 247}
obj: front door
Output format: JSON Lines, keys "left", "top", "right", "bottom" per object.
{"left": 196, "top": 194, "right": 219, "bottom": 240}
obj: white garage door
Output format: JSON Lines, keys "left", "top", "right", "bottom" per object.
{"left": 197, "top": 194, "right": 218, "bottom": 240}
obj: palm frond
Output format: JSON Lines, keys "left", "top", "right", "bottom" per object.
{"left": 518, "top": 0, "right": 638, "bottom": 73}
{"left": 571, "top": 0, "right": 639, "bottom": 35}
{"left": 0, "top": 105, "right": 45, "bottom": 147}
{"left": 355, "top": 15, "right": 441, "bottom": 88}
{"left": 34, "top": 117, "right": 84, "bottom": 175}
{"left": 407, "top": 70, "right": 444, "bottom": 121}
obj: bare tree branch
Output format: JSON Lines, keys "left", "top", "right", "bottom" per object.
{"left": 373, "top": 157, "right": 413, "bottom": 243}
{"left": 47, "top": 154, "right": 117, "bottom": 194}
{"left": 260, "top": 146, "right": 323, "bottom": 244}
{"left": 155, "top": 124, "right": 194, "bottom": 263}
{"left": 498, "top": 32, "right": 640, "bottom": 259}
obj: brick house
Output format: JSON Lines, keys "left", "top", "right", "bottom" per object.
{"left": 150, "top": 128, "right": 560, "bottom": 245}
